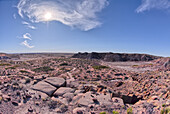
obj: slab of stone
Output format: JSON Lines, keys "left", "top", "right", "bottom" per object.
{"left": 45, "top": 77, "right": 66, "bottom": 88}
{"left": 112, "top": 97, "right": 124, "bottom": 106}
{"left": 78, "top": 92, "right": 95, "bottom": 107}
{"left": 32, "top": 81, "right": 56, "bottom": 96}
{"left": 63, "top": 93, "right": 74, "bottom": 99}
{"left": 96, "top": 93, "right": 112, "bottom": 106}
{"left": 70, "top": 93, "right": 84, "bottom": 105}
{"left": 54, "top": 87, "right": 75, "bottom": 96}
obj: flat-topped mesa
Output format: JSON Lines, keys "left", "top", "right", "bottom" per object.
{"left": 72, "top": 52, "right": 160, "bottom": 62}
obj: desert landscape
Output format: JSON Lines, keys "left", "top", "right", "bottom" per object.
{"left": 0, "top": 52, "right": 169, "bottom": 114}
{"left": 1, "top": 0, "right": 170, "bottom": 113}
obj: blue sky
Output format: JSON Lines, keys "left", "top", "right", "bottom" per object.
{"left": 0, "top": 0, "right": 170, "bottom": 57}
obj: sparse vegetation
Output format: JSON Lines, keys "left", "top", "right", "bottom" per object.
{"left": 99, "top": 112, "right": 107, "bottom": 114}
{"left": 92, "top": 65, "right": 109, "bottom": 70}
{"left": 132, "top": 65, "right": 138, "bottom": 67}
{"left": 5, "top": 65, "right": 19, "bottom": 69}
{"left": 33, "top": 66, "right": 54, "bottom": 72}
{"left": 113, "top": 110, "right": 119, "bottom": 114}
{"left": 162, "top": 104, "right": 166, "bottom": 107}
{"left": 127, "top": 107, "right": 133, "bottom": 114}
{"left": 161, "top": 107, "right": 170, "bottom": 114}
{"left": 0, "top": 63, "right": 11, "bottom": 66}
{"left": 60, "top": 63, "right": 68, "bottom": 66}
{"left": 20, "top": 70, "right": 29, "bottom": 73}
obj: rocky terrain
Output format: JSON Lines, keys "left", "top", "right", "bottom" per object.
{"left": 0, "top": 53, "right": 169, "bottom": 114}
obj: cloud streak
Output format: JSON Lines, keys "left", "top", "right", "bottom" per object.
{"left": 136, "top": 0, "right": 170, "bottom": 13}
{"left": 17, "top": 0, "right": 108, "bottom": 31}
{"left": 21, "top": 40, "right": 34, "bottom": 48}
{"left": 22, "top": 21, "right": 36, "bottom": 29}
{"left": 22, "top": 33, "right": 32, "bottom": 40}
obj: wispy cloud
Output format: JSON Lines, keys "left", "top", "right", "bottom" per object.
{"left": 22, "top": 21, "right": 36, "bottom": 29}
{"left": 22, "top": 33, "right": 32, "bottom": 40}
{"left": 17, "top": 0, "right": 108, "bottom": 31}
{"left": 13, "top": 14, "right": 16, "bottom": 19}
{"left": 21, "top": 40, "right": 34, "bottom": 48}
{"left": 136, "top": 0, "right": 170, "bottom": 13}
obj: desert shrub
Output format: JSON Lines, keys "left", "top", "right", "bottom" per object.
{"left": 165, "top": 108, "right": 170, "bottom": 114}
{"left": 33, "top": 66, "right": 54, "bottom": 72}
{"left": 60, "top": 63, "right": 68, "bottom": 66}
{"left": 113, "top": 110, "right": 119, "bottom": 114}
{"left": 162, "top": 104, "right": 166, "bottom": 107}
{"left": 161, "top": 107, "right": 170, "bottom": 114}
{"left": 84, "top": 76, "right": 87, "bottom": 79}
{"left": 92, "top": 65, "right": 109, "bottom": 70}
{"left": 99, "top": 112, "right": 107, "bottom": 114}
{"left": 5, "top": 65, "right": 19, "bottom": 70}
{"left": 25, "top": 78, "right": 31, "bottom": 84}
{"left": 127, "top": 107, "right": 133, "bottom": 114}
{"left": 132, "top": 65, "right": 138, "bottom": 67}
{"left": 0, "top": 63, "right": 11, "bottom": 66}
{"left": 20, "top": 70, "right": 29, "bottom": 73}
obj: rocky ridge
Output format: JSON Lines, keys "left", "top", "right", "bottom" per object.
{"left": 72, "top": 52, "right": 160, "bottom": 62}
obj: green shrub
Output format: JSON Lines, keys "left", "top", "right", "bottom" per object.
{"left": 113, "top": 110, "right": 119, "bottom": 114}
{"left": 20, "top": 70, "right": 29, "bottom": 73}
{"left": 127, "top": 107, "right": 133, "bottom": 114}
{"left": 33, "top": 66, "right": 54, "bottom": 72}
{"left": 161, "top": 107, "right": 170, "bottom": 114}
{"left": 99, "top": 112, "right": 107, "bottom": 114}
{"left": 5, "top": 65, "right": 19, "bottom": 70}
{"left": 92, "top": 65, "right": 109, "bottom": 70}
{"left": 0, "top": 63, "right": 11, "bottom": 66}
{"left": 60, "top": 63, "right": 68, "bottom": 66}
{"left": 132, "top": 65, "right": 138, "bottom": 67}
{"left": 162, "top": 104, "right": 166, "bottom": 107}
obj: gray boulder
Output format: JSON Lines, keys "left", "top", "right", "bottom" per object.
{"left": 77, "top": 92, "right": 95, "bottom": 107}
{"left": 32, "top": 81, "right": 56, "bottom": 96}
{"left": 45, "top": 77, "right": 66, "bottom": 88}
{"left": 54, "top": 87, "right": 75, "bottom": 96}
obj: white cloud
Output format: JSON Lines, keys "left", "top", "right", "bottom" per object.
{"left": 21, "top": 40, "right": 34, "bottom": 48}
{"left": 22, "top": 21, "right": 36, "bottom": 29}
{"left": 17, "top": 0, "right": 108, "bottom": 31}
{"left": 136, "top": 0, "right": 170, "bottom": 13}
{"left": 13, "top": 14, "right": 16, "bottom": 19}
{"left": 22, "top": 33, "right": 32, "bottom": 40}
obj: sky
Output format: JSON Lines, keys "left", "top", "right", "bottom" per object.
{"left": 0, "top": 0, "right": 170, "bottom": 57}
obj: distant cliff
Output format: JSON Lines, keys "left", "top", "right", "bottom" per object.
{"left": 72, "top": 52, "right": 160, "bottom": 62}
{"left": 0, "top": 53, "right": 20, "bottom": 60}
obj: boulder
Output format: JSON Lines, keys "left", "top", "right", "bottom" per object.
{"left": 54, "top": 87, "right": 75, "bottom": 96}
{"left": 70, "top": 93, "right": 84, "bottom": 105}
{"left": 32, "top": 81, "right": 56, "bottom": 96}
{"left": 45, "top": 77, "right": 66, "bottom": 88}
{"left": 63, "top": 93, "right": 74, "bottom": 100}
{"left": 96, "top": 93, "right": 112, "bottom": 106}
{"left": 112, "top": 97, "right": 124, "bottom": 106}
{"left": 78, "top": 92, "right": 95, "bottom": 107}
